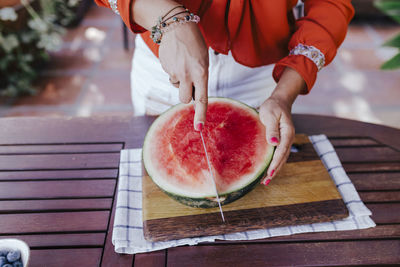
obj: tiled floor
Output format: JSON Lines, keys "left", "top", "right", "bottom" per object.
{"left": 1, "top": 5, "right": 399, "bottom": 129}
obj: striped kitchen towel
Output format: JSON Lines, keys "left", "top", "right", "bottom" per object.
{"left": 112, "top": 135, "right": 375, "bottom": 254}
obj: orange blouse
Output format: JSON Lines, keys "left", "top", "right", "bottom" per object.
{"left": 95, "top": 0, "right": 354, "bottom": 91}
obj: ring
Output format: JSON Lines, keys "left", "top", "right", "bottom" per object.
{"left": 169, "top": 77, "right": 180, "bottom": 85}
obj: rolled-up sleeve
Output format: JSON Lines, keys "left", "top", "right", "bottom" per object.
{"left": 273, "top": 0, "right": 355, "bottom": 92}
{"left": 94, "top": 0, "right": 147, "bottom": 33}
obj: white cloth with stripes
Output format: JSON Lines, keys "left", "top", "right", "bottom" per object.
{"left": 112, "top": 134, "right": 376, "bottom": 254}
{"left": 130, "top": 36, "right": 276, "bottom": 116}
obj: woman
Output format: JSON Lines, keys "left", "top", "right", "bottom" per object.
{"left": 95, "top": 0, "right": 354, "bottom": 184}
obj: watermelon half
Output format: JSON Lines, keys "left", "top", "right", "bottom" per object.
{"left": 143, "top": 98, "right": 275, "bottom": 208}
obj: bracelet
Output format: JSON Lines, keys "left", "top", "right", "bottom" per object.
{"left": 163, "top": 10, "right": 190, "bottom": 23}
{"left": 161, "top": 5, "right": 185, "bottom": 20}
{"left": 151, "top": 9, "right": 200, "bottom": 44}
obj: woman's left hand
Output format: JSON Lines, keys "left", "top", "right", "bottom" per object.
{"left": 259, "top": 95, "right": 294, "bottom": 185}
{"left": 259, "top": 67, "right": 307, "bottom": 185}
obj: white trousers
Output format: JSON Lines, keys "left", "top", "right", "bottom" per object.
{"left": 130, "top": 36, "right": 276, "bottom": 116}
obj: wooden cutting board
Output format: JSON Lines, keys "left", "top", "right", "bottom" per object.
{"left": 142, "top": 134, "right": 348, "bottom": 242}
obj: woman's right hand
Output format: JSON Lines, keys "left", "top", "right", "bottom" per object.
{"left": 132, "top": 0, "right": 209, "bottom": 130}
{"left": 159, "top": 22, "right": 209, "bottom": 131}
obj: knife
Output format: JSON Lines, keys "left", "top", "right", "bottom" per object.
{"left": 199, "top": 127, "right": 226, "bottom": 223}
{"left": 192, "top": 92, "right": 225, "bottom": 222}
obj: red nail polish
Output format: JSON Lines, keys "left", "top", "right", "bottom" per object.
{"left": 270, "top": 169, "right": 275, "bottom": 177}
{"left": 195, "top": 122, "right": 203, "bottom": 131}
{"left": 270, "top": 137, "right": 279, "bottom": 144}
{"left": 264, "top": 179, "right": 271, "bottom": 186}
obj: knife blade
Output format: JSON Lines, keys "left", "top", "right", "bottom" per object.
{"left": 199, "top": 128, "right": 225, "bottom": 223}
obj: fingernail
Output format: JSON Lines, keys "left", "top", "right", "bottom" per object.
{"left": 260, "top": 178, "right": 271, "bottom": 186}
{"left": 270, "top": 137, "right": 279, "bottom": 144}
{"left": 195, "top": 122, "right": 204, "bottom": 131}
{"left": 269, "top": 169, "right": 275, "bottom": 177}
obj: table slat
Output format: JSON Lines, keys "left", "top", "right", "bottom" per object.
{"left": 0, "top": 153, "right": 120, "bottom": 170}
{"left": 359, "top": 191, "right": 400, "bottom": 202}
{"left": 350, "top": 172, "right": 400, "bottom": 191}
{"left": 29, "top": 248, "right": 102, "bottom": 267}
{"left": 101, "top": 173, "right": 134, "bottom": 266}
{"left": 0, "top": 116, "right": 151, "bottom": 148}
{"left": 368, "top": 203, "right": 400, "bottom": 224}
{"left": 330, "top": 138, "right": 379, "bottom": 146}
{"left": 336, "top": 147, "right": 400, "bottom": 162}
{"left": 0, "top": 180, "right": 116, "bottom": 199}
{"left": 167, "top": 240, "right": 400, "bottom": 266}
{"left": 1, "top": 233, "right": 105, "bottom": 247}
{"left": 212, "top": 224, "right": 400, "bottom": 244}
{"left": 0, "top": 198, "right": 112, "bottom": 212}
{"left": 0, "top": 169, "right": 119, "bottom": 181}
{"left": 343, "top": 162, "right": 400, "bottom": 172}
{"left": 0, "top": 143, "right": 123, "bottom": 154}
{"left": 0, "top": 211, "right": 109, "bottom": 234}
{"left": 134, "top": 250, "right": 166, "bottom": 267}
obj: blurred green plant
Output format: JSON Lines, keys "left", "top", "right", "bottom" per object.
{"left": 374, "top": 0, "right": 400, "bottom": 70}
{"left": 41, "top": 0, "right": 85, "bottom": 27}
{"left": 0, "top": 0, "right": 81, "bottom": 98}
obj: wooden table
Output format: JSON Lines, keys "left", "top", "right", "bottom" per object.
{"left": 0, "top": 114, "right": 399, "bottom": 266}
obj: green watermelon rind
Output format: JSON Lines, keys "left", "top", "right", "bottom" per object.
{"left": 142, "top": 97, "right": 275, "bottom": 208}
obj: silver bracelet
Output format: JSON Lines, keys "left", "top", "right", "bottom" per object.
{"left": 151, "top": 13, "right": 200, "bottom": 44}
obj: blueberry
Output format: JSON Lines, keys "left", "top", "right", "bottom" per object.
{"left": 0, "top": 256, "right": 7, "bottom": 266}
{"left": 0, "top": 250, "right": 8, "bottom": 256}
{"left": 13, "top": 261, "right": 23, "bottom": 267}
{"left": 3, "top": 264, "right": 13, "bottom": 267}
{"left": 6, "top": 250, "right": 20, "bottom": 263}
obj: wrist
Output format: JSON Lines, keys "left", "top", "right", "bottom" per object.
{"left": 153, "top": 12, "right": 200, "bottom": 44}
{"left": 270, "top": 67, "right": 306, "bottom": 107}
{"left": 132, "top": 0, "right": 184, "bottom": 30}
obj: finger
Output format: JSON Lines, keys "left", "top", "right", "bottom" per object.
{"left": 260, "top": 142, "right": 289, "bottom": 185}
{"left": 169, "top": 74, "right": 178, "bottom": 83}
{"left": 193, "top": 74, "right": 208, "bottom": 131}
{"left": 179, "top": 79, "right": 193, "bottom": 104}
{"left": 269, "top": 123, "right": 294, "bottom": 176}
{"left": 169, "top": 76, "right": 180, "bottom": 88}
{"left": 260, "top": 110, "right": 280, "bottom": 146}
{"left": 261, "top": 122, "right": 294, "bottom": 185}
{"left": 274, "top": 144, "right": 292, "bottom": 177}
{"left": 260, "top": 143, "right": 287, "bottom": 185}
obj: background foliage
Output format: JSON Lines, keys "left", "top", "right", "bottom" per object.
{"left": 0, "top": 0, "right": 81, "bottom": 98}
{"left": 374, "top": 0, "right": 400, "bottom": 70}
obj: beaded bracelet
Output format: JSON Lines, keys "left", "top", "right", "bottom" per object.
{"left": 163, "top": 10, "right": 190, "bottom": 23}
{"left": 161, "top": 5, "right": 185, "bottom": 20}
{"left": 151, "top": 8, "right": 200, "bottom": 44}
